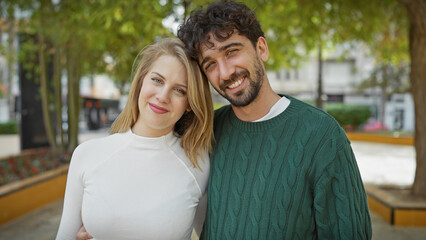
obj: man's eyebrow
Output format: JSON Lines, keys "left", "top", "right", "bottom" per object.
{"left": 218, "top": 42, "right": 243, "bottom": 52}
{"left": 200, "top": 42, "right": 244, "bottom": 68}
{"left": 200, "top": 56, "right": 211, "bottom": 70}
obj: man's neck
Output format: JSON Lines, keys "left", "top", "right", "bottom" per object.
{"left": 231, "top": 80, "right": 280, "bottom": 122}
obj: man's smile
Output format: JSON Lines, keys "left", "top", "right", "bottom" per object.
{"left": 227, "top": 77, "right": 245, "bottom": 89}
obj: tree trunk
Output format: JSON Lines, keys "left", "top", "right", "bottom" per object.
{"left": 316, "top": 45, "right": 324, "bottom": 109}
{"left": 37, "top": 21, "right": 57, "bottom": 149}
{"left": 53, "top": 46, "right": 64, "bottom": 148}
{"left": 379, "top": 91, "right": 387, "bottom": 129}
{"left": 6, "top": 14, "right": 16, "bottom": 120}
{"left": 379, "top": 67, "right": 388, "bottom": 129}
{"left": 66, "top": 40, "right": 81, "bottom": 152}
{"left": 182, "top": 0, "right": 189, "bottom": 21}
{"left": 399, "top": 0, "right": 426, "bottom": 197}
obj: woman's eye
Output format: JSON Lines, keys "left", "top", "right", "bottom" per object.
{"left": 151, "top": 78, "right": 162, "bottom": 84}
{"left": 174, "top": 88, "right": 186, "bottom": 95}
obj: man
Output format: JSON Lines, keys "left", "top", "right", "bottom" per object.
{"left": 77, "top": 1, "right": 371, "bottom": 239}
{"left": 178, "top": 1, "right": 371, "bottom": 239}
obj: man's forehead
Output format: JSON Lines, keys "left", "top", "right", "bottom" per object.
{"left": 198, "top": 32, "right": 244, "bottom": 61}
{"left": 197, "top": 33, "right": 220, "bottom": 63}
{"left": 199, "top": 33, "right": 220, "bottom": 53}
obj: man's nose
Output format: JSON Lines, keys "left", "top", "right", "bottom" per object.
{"left": 218, "top": 60, "right": 235, "bottom": 81}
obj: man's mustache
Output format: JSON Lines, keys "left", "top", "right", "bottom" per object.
{"left": 219, "top": 70, "right": 250, "bottom": 91}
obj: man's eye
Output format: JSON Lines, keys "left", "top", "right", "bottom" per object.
{"left": 205, "top": 62, "right": 215, "bottom": 71}
{"left": 226, "top": 49, "right": 237, "bottom": 56}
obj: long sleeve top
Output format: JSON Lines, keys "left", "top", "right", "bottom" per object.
{"left": 56, "top": 130, "right": 209, "bottom": 240}
{"left": 201, "top": 96, "right": 372, "bottom": 239}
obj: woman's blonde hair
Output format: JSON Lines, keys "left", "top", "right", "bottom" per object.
{"left": 110, "top": 38, "right": 214, "bottom": 169}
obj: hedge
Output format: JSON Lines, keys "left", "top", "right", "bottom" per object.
{"left": 325, "top": 104, "right": 371, "bottom": 130}
{"left": 0, "top": 121, "right": 19, "bottom": 135}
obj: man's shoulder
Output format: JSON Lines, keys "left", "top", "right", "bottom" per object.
{"left": 285, "top": 96, "right": 336, "bottom": 123}
{"left": 214, "top": 104, "right": 232, "bottom": 117}
{"left": 213, "top": 104, "right": 232, "bottom": 123}
{"left": 285, "top": 95, "right": 347, "bottom": 138}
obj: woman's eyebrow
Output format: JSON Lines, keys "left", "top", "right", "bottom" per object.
{"left": 152, "top": 71, "right": 188, "bottom": 88}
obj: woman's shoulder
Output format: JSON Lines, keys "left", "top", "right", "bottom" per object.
{"left": 69, "top": 132, "right": 131, "bottom": 170}
{"left": 167, "top": 140, "right": 210, "bottom": 189}
{"left": 73, "top": 132, "right": 129, "bottom": 157}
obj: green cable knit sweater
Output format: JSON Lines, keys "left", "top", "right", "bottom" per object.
{"left": 201, "top": 96, "right": 372, "bottom": 240}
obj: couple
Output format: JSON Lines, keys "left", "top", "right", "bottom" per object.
{"left": 56, "top": 1, "right": 372, "bottom": 239}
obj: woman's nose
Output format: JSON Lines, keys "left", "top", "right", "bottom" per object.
{"left": 156, "top": 88, "right": 170, "bottom": 103}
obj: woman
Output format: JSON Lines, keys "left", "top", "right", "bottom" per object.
{"left": 56, "top": 38, "right": 214, "bottom": 240}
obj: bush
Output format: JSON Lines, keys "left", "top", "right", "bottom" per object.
{"left": 325, "top": 104, "right": 371, "bottom": 130}
{"left": 0, "top": 121, "right": 18, "bottom": 134}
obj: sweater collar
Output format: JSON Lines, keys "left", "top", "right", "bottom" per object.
{"left": 226, "top": 95, "right": 302, "bottom": 132}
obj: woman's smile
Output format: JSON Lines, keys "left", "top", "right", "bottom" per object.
{"left": 149, "top": 103, "right": 169, "bottom": 114}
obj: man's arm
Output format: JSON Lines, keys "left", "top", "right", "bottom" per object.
{"left": 313, "top": 140, "right": 372, "bottom": 239}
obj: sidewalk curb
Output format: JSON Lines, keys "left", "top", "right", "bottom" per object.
{"left": 366, "top": 184, "right": 426, "bottom": 227}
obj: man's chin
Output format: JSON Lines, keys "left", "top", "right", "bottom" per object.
{"left": 226, "top": 96, "right": 253, "bottom": 107}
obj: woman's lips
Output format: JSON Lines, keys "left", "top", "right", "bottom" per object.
{"left": 149, "top": 103, "right": 169, "bottom": 114}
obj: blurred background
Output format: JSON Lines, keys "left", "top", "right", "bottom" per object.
{"left": 0, "top": 0, "right": 425, "bottom": 239}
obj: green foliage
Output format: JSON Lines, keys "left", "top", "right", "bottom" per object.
{"left": 357, "top": 62, "right": 410, "bottom": 94}
{"left": 213, "top": 102, "right": 225, "bottom": 110}
{"left": 0, "top": 121, "right": 18, "bottom": 135}
{"left": 3, "top": 0, "right": 177, "bottom": 150}
{"left": 325, "top": 104, "right": 371, "bottom": 129}
{"left": 192, "top": 0, "right": 408, "bottom": 70}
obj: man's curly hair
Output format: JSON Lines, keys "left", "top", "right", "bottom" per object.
{"left": 177, "top": 1, "right": 264, "bottom": 61}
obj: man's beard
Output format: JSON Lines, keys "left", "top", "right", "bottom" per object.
{"left": 217, "top": 57, "right": 265, "bottom": 107}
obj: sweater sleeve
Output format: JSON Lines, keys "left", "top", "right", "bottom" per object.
{"left": 56, "top": 146, "right": 86, "bottom": 240}
{"left": 313, "top": 136, "right": 372, "bottom": 240}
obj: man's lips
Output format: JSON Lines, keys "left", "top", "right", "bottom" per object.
{"left": 221, "top": 71, "right": 249, "bottom": 92}
{"left": 149, "top": 103, "right": 169, "bottom": 114}
{"left": 227, "top": 77, "right": 244, "bottom": 89}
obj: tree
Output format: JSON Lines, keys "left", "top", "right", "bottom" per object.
{"left": 397, "top": 0, "right": 426, "bottom": 196}
{"left": 357, "top": 62, "right": 410, "bottom": 126}
{"left": 4, "top": 0, "right": 175, "bottom": 151}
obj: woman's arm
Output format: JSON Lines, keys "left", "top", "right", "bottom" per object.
{"left": 193, "top": 190, "right": 207, "bottom": 236}
{"left": 56, "top": 148, "right": 86, "bottom": 240}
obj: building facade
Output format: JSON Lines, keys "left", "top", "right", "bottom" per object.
{"left": 267, "top": 45, "right": 414, "bottom": 131}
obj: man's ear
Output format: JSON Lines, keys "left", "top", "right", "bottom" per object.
{"left": 256, "top": 37, "right": 269, "bottom": 62}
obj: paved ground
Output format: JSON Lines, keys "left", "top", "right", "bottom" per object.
{"left": 1, "top": 198, "right": 425, "bottom": 240}
{"left": 1, "top": 129, "right": 425, "bottom": 240}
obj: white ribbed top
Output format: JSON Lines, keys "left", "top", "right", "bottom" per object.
{"left": 56, "top": 130, "right": 209, "bottom": 240}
